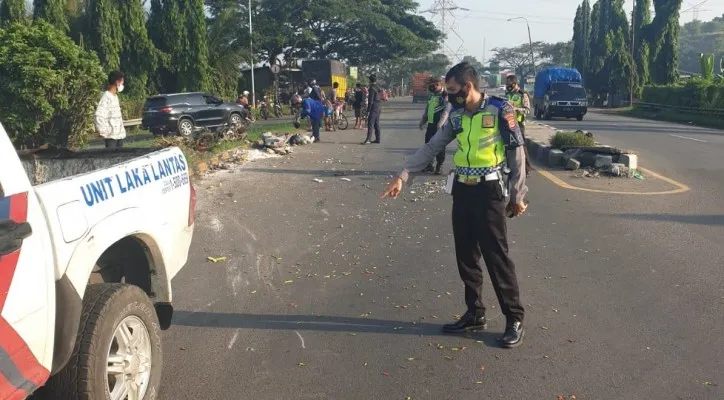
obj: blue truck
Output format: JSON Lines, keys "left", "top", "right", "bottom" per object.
{"left": 533, "top": 67, "right": 588, "bottom": 121}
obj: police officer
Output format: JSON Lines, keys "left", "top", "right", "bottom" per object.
{"left": 381, "top": 62, "right": 528, "bottom": 348}
{"left": 505, "top": 75, "right": 532, "bottom": 174}
{"left": 362, "top": 74, "right": 382, "bottom": 144}
{"left": 418, "top": 76, "right": 450, "bottom": 175}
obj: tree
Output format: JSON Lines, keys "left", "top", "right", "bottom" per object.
{"left": 572, "top": 5, "right": 585, "bottom": 72}
{"left": 588, "top": 1, "right": 603, "bottom": 87}
{"left": 248, "top": 0, "right": 440, "bottom": 66}
{"left": 646, "top": 0, "right": 683, "bottom": 84}
{"left": 461, "top": 56, "right": 485, "bottom": 73}
{"left": 581, "top": 0, "right": 592, "bottom": 78}
{"left": 633, "top": 0, "right": 652, "bottom": 94}
{"left": 540, "top": 41, "right": 573, "bottom": 68}
{"left": 678, "top": 15, "right": 723, "bottom": 75}
{"left": 179, "top": 0, "right": 211, "bottom": 91}
{"left": 206, "top": 6, "right": 247, "bottom": 99}
{"left": 86, "top": 0, "right": 122, "bottom": 71}
{"left": 0, "top": 0, "right": 26, "bottom": 25}
{"left": 0, "top": 21, "right": 105, "bottom": 148}
{"left": 149, "top": 0, "right": 187, "bottom": 93}
{"left": 117, "top": 0, "right": 161, "bottom": 97}
{"left": 491, "top": 43, "right": 543, "bottom": 77}
{"left": 33, "top": 0, "right": 68, "bottom": 32}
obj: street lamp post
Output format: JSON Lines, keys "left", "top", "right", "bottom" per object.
{"left": 507, "top": 17, "right": 536, "bottom": 78}
{"left": 248, "top": 0, "right": 256, "bottom": 108}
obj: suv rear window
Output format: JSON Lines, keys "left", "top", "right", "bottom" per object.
{"left": 144, "top": 97, "right": 167, "bottom": 109}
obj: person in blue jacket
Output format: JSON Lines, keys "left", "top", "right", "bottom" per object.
{"left": 299, "top": 95, "right": 326, "bottom": 143}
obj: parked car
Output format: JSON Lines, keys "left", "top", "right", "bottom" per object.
{"left": 142, "top": 92, "right": 246, "bottom": 136}
{"left": 0, "top": 121, "right": 195, "bottom": 399}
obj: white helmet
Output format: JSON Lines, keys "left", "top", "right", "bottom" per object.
{"left": 243, "top": 90, "right": 250, "bottom": 96}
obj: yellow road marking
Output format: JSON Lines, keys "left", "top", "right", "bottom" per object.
{"left": 534, "top": 166, "right": 690, "bottom": 195}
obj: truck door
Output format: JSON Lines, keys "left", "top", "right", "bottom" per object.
{"left": 0, "top": 140, "right": 53, "bottom": 398}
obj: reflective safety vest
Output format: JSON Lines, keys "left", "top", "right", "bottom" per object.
{"left": 506, "top": 91, "right": 525, "bottom": 122}
{"left": 426, "top": 92, "right": 446, "bottom": 124}
{"left": 450, "top": 103, "right": 506, "bottom": 179}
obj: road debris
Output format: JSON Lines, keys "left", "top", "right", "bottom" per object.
{"left": 207, "top": 256, "right": 227, "bottom": 263}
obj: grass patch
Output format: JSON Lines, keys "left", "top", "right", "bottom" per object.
{"left": 549, "top": 131, "right": 596, "bottom": 149}
{"left": 624, "top": 107, "right": 724, "bottom": 130}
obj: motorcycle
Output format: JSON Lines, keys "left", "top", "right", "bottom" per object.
{"left": 241, "top": 104, "right": 256, "bottom": 123}
{"left": 259, "top": 100, "right": 269, "bottom": 120}
{"left": 273, "top": 101, "right": 282, "bottom": 118}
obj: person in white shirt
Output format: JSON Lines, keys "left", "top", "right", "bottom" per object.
{"left": 94, "top": 71, "right": 126, "bottom": 148}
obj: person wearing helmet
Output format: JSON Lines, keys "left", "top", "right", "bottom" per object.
{"left": 307, "top": 79, "right": 324, "bottom": 102}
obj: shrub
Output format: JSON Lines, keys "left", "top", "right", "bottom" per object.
{"left": 641, "top": 80, "right": 724, "bottom": 110}
{"left": 549, "top": 131, "right": 596, "bottom": 149}
{"left": 0, "top": 21, "right": 105, "bottom": 149}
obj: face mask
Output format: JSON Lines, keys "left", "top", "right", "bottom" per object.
{"left": 429, "top": 85, "right": 436, "bottom": 92}
{"left": 117, "top": 84, "right": 124, "bottom": 93}
{"left": 506, "top": 84, "right": 514, "bottom": 92}
{"left": 449, "top": 87, "right": 468, "bottom": 110}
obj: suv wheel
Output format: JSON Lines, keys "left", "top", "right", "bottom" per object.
{"left": 178, "top": 118, "right": 194, "bottom": 137}
{"left": 229, "top": 113, "right": 242, "bottom": 126}
{"left": 44, "top": 283, "right": 163, "bottom": 400}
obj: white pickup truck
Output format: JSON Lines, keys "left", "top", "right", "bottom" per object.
{"left": 0, "top": 123, "right": 195, "bottom": 400}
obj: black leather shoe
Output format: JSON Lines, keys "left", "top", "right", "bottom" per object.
{"left": 423, "top": 164, "right": 434, "bottom": 173}
{"left": 442, "top": 311, "right": 487, "bottom": 333}
{"left": 500, "top": 321, "right": 524, "bottom": 348}
{"left": 434, "top": 164, "right": 443, "bottom": 175}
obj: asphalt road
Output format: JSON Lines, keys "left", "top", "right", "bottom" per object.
{"left": 159, "top": 98, "right": 723, "bottom": 399}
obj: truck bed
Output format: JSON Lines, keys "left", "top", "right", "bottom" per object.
{"left": 18, "top": 147, "right": 161, "bottom": 185}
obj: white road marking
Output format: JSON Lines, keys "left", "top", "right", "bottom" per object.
{"left": 228, "top": 329, "right": 240, "bottom": 349}
{"left": 669, "top": 134, "right": 707, "bottom": 142}
{"left": 295, "top": 331, "right": 306, "bottom": 349}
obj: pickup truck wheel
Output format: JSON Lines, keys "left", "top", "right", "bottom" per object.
{"left": 46, "top": 283, "right": 163, "bottom": 400}
{"left": 576, "top": 114, "right": 584, "bottom": 121}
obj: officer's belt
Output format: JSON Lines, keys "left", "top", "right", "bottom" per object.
{"left": 456, "top": 170, "right": 502, "bottom": 185}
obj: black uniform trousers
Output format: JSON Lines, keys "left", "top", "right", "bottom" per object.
{"left": 424, "top": 123, "right": 446, "bottom": 167}
{"left": 451, "top": 179, "right": 525, "bottom": 322}
{"left": 365, "top": 105, "right": 381, "bottom": 142}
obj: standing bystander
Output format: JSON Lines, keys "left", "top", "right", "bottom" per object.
{"left": 94, "top": 71, "right": 126, "bottom": 148}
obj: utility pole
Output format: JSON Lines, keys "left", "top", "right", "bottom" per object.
{"left": 420, "top": 1, "right": 470, "bottom": 64}
{"left": 507, "top": 17, "right": 536, "bottom": 77}
{"left": 248, "top": 0, "right": 256, "bottom": 108}
{"left": 630, "top": 0, "right": 635, "bottom": 107}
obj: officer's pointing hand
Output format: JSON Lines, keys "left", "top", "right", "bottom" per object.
{"left": 380, "top": 177, "right": 403, "bottom": 199}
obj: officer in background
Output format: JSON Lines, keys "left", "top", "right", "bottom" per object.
{"left": 362, "top": 74, "right": 382, "bottom": 144}
{"left": 381, "top": 62, "right": 528, "bottom": 348}
{"left": 418, "top": 76, "right": 450, "bottom": 175}
{"left": 505, "top": 75, "right": 532, "bottom": 175}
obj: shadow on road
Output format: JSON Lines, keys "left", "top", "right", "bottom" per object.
{"left": 172, "top": 311, "right": 501, "bottom": 346}
{"left": 545, "top": 118, "right": 721, "bottom": 135}
{"left": 607, "top": 213, "right": 724, "bottom": 226}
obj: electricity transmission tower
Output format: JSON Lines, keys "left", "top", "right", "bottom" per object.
{"left": 683, "top": 1, "right": 709, "bottom": 21}
{"left": 420, "top": 1, "right": 470, "bottom": 63}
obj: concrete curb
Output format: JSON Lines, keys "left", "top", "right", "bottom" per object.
{"left": 525, "top": 125, "right": 638, "bottom": 171}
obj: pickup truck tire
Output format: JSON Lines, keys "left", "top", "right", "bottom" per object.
{"left": 576, "top": 114, "right": 584, "bottom": 121}
{"left": 46, "top": 283, "right": 163, "bottom": 400}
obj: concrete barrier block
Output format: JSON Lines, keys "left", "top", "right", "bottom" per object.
{"left": 538, "top": 144, "right": 551, "bottom": 163}
{"left": 565, "top": 158, "right": 581, "bottom": 170}
{"left": 548, "top": 149, "right": 565, "bottom": 167}
{"left": 619, "top": 154, "right": 638, "bottom": 170}
{"left": 594, "top": 154, "right": 613, "bottom": 168}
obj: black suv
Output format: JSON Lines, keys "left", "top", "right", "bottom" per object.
{"left": 142, "top": 92, "right": 246, "bottom": 136}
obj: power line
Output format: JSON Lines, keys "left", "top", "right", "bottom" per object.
{"left": 420, "top": 0, "right": 469, "bottom": 63}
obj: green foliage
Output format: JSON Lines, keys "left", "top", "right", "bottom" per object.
{"left": 149, "top": 0, "right": 188, "bottom": 93}
{"left": 0, "top": 21, "right": 105, "bottom": 148}
{"left": 362, "top": 53, "right": 451, "bottom": 86}
{"left": 646, "top": 0, "right": 683, "bottom": 85}
{"left": 207, "top": 7, "right": 246, "bottom": 100}
{"left": 33, "top": 0, "right": 68, "bottom": 32}
{"left": 86, "top": 0, "right": 122, "bottom": 70}
{"left": 584, "top": 0, "right": 633, "bottom": 97}
{"left": 180, "top": 0, "right": 211, "bottom": 92}
{"left": 679, "top": 16, "right": 724, "bottom": 76}
{"left": 0, "top": 0, "right": 26, "bottom": 26}
{"left": 641, "top": 80, "right": 724, "bottom": 110}
{"left": 118, "top": 0, "right": 161, "bottom": 98}
{"left": 700, "top": 53, "right": 714, "bottom": 80}
{"left": 550, "top": 131, "right": 596, "bottom": 149}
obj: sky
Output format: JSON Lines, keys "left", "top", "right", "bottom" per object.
{"left": 416, "top": 0, "right": 724, "bottom": 64}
